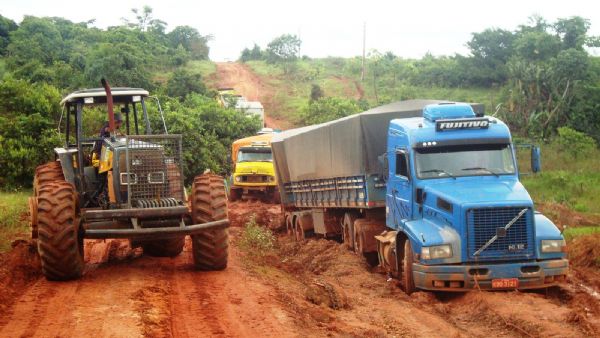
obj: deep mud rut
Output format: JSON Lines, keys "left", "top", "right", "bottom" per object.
{"left": 0, "top": 200, "right": 599, "bottom": 337}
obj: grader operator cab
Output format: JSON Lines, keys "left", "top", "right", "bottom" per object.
{"left": 29, "top": 79, "right": 229, "bottom": 280}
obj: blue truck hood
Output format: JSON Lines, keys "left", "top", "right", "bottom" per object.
{"left": 424, "top": 178, "right": 532, "bottom": 206}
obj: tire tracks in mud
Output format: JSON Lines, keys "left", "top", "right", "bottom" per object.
{"left": 0, "top": 238, "right": 294, "bottom": 338}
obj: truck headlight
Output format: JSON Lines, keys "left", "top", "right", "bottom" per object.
{"left": 421, "top": 244, "right": 453, "bottom": 260}
{"left": 235, "top": 176, "right": 241, "bottom": 182}
{"left": 541, "top": 239, "right": 566, "bottom": 253}
{"left": 268, "top": 176, "right": 275, "bottom": 182}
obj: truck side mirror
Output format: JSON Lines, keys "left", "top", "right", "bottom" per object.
{"left": 377, "top": 153, "right": 389, "bottom": 182}
{"left": 531, "top": 146, "right": 541, "bottom": 173}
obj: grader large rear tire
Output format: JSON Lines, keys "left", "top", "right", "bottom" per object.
{"left": 142, "top": 237, "right": 185, "bottom": 257}
{"left": 33, "top": 161, "right": 64, "bottom": 196}
{"left": 191, "top": 173, "right": 229, "bottom": 270}
{"left": 37, "top": 181, "right": 84, "bottom": 281}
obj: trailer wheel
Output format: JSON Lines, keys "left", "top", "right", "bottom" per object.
{"left": 285, "top": 214, "right": 293, "bottom": 236}
{"left": 37, "top": 181, "right": 84, "bottom": 281}
{"left": 342, "top": 213, "right": 357, "bottom": 250}
{"left": 191, "top": 173, "right": 229, "bottom": 270}
{"left": 294, "top": 215, "right": 314, "bottom": 241}
{"left": 401, "top": 240, "right": 416, "bottom": 295}
{"left": 142, "top": 237, "right": 185, "bottom": 257}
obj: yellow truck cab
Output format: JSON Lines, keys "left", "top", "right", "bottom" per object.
{"left": 229, "top": 131, "right": 279, "bottom": 202}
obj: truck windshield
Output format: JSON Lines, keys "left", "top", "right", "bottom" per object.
{"left": 415, "top": 143, "right": 515, "bottom": 179}
{"left": 237, "top": 149, "right": 272, "bottom": 162}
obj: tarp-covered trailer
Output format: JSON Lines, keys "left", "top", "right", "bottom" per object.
{"left": 272, "top": 99, "right": 484, "bottom": 208}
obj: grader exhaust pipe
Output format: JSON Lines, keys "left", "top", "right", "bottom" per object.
{"left": 100, "top": 78, "right": 115, "bottom": 136}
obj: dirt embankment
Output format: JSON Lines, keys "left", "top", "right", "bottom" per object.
{"left": 211, "top": 62, "right": 295, "bottom": 130}
{"left": 244, "top": 234, "right": 600, "bottom": 337}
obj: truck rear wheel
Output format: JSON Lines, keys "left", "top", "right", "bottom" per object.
{"left": 401, "top": 240, "right": 416, "bottom": 295}
{"left": 191, "top": 173, "right": 229, "bottom": 270}
{"left": 142, "top": 237, "right": 185, "bottom": 257}
{"left": 37, "top": 181, "right": 83, "bottom": 281}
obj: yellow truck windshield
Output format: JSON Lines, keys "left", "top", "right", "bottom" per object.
{"left": 237, "top": 148, "right": 272, "bottom": 162}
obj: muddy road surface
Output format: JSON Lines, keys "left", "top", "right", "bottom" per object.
{"left": 1, "top": 200, "right": 599, "bottom": 337}
{"left": 0, "top": 235, "right": 293, "bottom": 338}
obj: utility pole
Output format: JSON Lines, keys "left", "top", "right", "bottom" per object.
{"left": 361, "top": 22, "right": 366, "bottom": 82}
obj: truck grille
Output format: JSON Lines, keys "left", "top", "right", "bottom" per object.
{"left": 467, "top": 207, "right": 534, "bottom": 260}
{"left": 125, "top": 135, "right": 184, "bottom": 206}
{"left": 240, "top": 175, "right": 271, "bottom": 183}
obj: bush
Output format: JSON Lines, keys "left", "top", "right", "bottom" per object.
{"left": 300, "top": 97, "right": 367, "bottom": 125}
{"left": 239, "top": 215, "right": 276, "bottom": 256}
{"left": 555, "top": 126, "right": 597, "bottom": 159}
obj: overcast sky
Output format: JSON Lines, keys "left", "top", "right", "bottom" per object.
{"left": 2, "top": 0, "right": 599, "bottom": 61}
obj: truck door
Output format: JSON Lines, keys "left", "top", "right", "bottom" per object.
{"left": 387, "top": 148, "right": 413, "bottom": 229}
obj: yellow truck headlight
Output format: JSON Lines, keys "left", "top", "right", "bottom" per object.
{"left": 541, "top": 239, "right": 566, "bottom": 253}
{"left": 235, "top": 176, "right": 242, "bottom": 182}
{"left": 421, "top": 244, "right": 453, "bottom": 260}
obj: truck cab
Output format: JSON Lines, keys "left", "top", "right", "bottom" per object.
{"left": 229, "top": 132, "right": 278, "bottom": 202}
{"left": 384, "top": 103, "right": 567, "bottom": 291}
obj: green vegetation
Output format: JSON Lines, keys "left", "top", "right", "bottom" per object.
{"left": 0, "top": 8, "right": 260, "bottom": 188}
{"left": 563, "top": 226, "right": 600, "bottom": 240}
{"left": 521, "top": 139, "right": 600, "bottom": 214}
{"left": 239, "top": 215, "right": 276, "bottom": 258}
{"left": 0, "top": 191, "right": 30, "bottom": 252}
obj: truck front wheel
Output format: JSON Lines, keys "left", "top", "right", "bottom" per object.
{"left": 191, "top": 173, "right": 229, "bottom": 270}
{"left": 401, "top": 240, "right": 416, "bottom": 295}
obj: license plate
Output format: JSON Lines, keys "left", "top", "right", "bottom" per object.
{"left": 492, "top": 278, "right": 519, "bottom": 289}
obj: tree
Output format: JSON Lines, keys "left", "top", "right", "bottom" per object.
{"left": 502, "top": 16, "right": 594, "bottom": 137}
{"left": 239, "top": 43, "right": 264, "bottom": 62}
{"left": 84, "top": 43, "right": 152, "bottom": 88}
{"left": 266, "top": 34, "right": 301, "bottom": 74}
{"left": 122, "top": 6, "right": 166, "bottom": 33}
{"left": 168, "top": 26, "right": 211, "bottom": 60}
{"left": 310, "top": 84, "right": 323, "bottom": 101}
{"left": 167, "top": 69, "right": 207, "bottom": 100}
{"left": 466, "top": 28, "right": 515, "bottom": 86}
{"left": 0, "top": 14, "right": 18, "bottom": 56}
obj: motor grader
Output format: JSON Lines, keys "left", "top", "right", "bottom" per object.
{"left": 29, "top": 79, "right": 229, "bottom": 280}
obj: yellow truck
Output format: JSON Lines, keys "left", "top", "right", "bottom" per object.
{"left": 229, "top": 132, "right": 279, "bottom": 202}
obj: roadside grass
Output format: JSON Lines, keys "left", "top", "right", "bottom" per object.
{"left": 520, "top": 144, "right": 600, "bottom": 214}
{"left": 187, "top": 60, "right": 217, "bottom": 78}
{"left": 563, "top": 226, "right": 600, "bottom": 240}
{"left": 244, "top": 59, "right": 502, "bottom": 124}
{"left": 0, "top": 191, "right": 31, "bottom": 252}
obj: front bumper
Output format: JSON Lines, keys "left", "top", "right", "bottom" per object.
{"left": 82, "top": 207, "right": 229, "bottom": 240}
{"left": 413, "top": 259, "right": 568, "bottom": 291}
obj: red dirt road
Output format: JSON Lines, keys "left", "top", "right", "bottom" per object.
{"left": 212, "top": 62, "right": 294, "bottom": 130}
{"left": 0, "top": 236, "right": 293, "bottom": 338}
{"left": 1, "top": 202, "right": 599, "bottom": 337}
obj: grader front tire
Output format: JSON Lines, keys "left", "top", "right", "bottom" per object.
{"left": 191, "top": 174, "right": 229, "bottom": 270}
{"left": 36, "top": 181, "right": 84, "bottom": 281}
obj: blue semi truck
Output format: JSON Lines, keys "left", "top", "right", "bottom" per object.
{"left": 272, "top": 100, "right": 568, "bottom": 294}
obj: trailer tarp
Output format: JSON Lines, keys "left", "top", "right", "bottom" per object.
{"left": 272, "top": 99, "right": 484, "bottom": 184}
